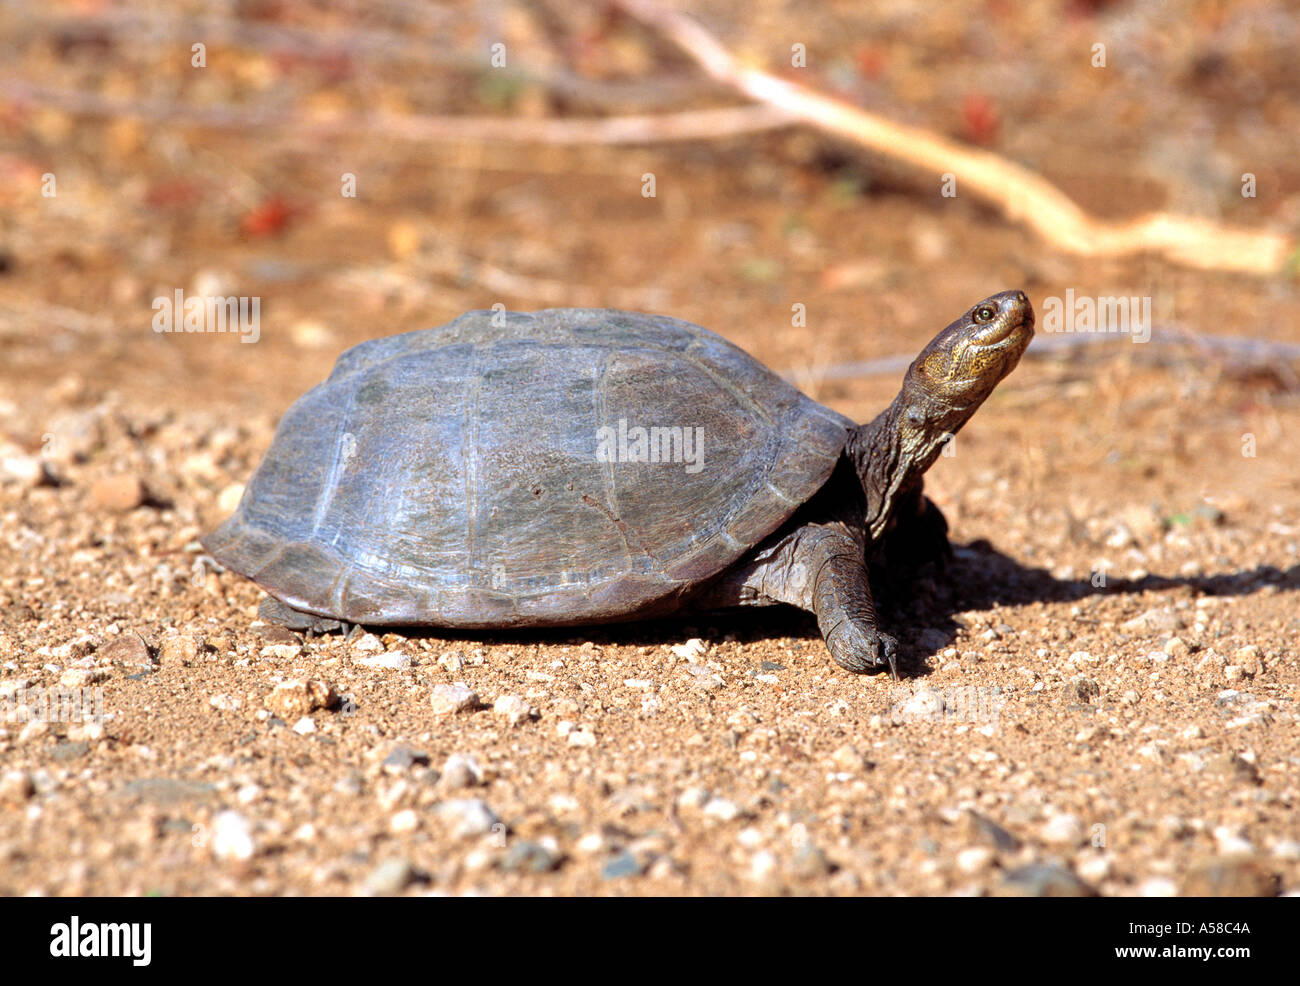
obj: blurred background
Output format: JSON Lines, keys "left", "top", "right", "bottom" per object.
{"left": 1, "top": 0, "right": 1298, "bottom": 546}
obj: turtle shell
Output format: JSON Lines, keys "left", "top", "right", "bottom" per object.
{"left": 202, "top": 309, "right": 853, "bottom": 627}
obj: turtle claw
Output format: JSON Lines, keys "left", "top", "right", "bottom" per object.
{"left": 826, "top": 621, "right": 899, "bottom": 678}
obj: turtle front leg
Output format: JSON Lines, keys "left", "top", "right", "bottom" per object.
{"left": 801, "top": 528, "right": 898, "bottom": 677}
{"left": 697, "top": 522, "right": 897, "bottom": 676}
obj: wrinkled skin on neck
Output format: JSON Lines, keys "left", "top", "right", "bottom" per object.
{"left": 846, "top": 290, "right": 1034, "bottom": 542}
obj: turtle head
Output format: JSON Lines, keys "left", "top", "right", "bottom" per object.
{"left": 897, "top": 289, "right": 1034, "bottom": 439}
{"left": 849, "top": 290, "right": 1033, "bottom": 540}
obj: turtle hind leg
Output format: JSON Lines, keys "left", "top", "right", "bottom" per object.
{"left": 258, "top": 596, "right": 345, "bottom": 635}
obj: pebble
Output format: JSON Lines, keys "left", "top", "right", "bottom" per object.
{"left": 439, "top": 651, "right": 466, "bottom": 672}
{"left": 670, "top": 638, "right": 708, "bottom": 660}
{"left": 703, "top": 797, "right": 741, "bottom": 822}
{"left": 956, "top": 846, "right": 996, "bottom": 874}
{"left": 1164, "top": 636, "right": 1189, "bottom": 657}
{"left": 434, "top": 799, "right": 498, "bottom": 838}
{"left": 677, "top": 786, "right": 711, "bottom": 811}
{"left": 59, "top": 667, "right": 109, "bottom": 688}
{"left": 267, "top": 679, "right": 337, "bottom": 719}
{"left": 356, "top": 651, "right": 412, "bottom": 670}
{"left": 601, "top": 850, "right": 645, "bottom": 879}
{"left": 350, "top": 633, "right": 385, "bottom": 655}
{"left": 996, "top": 863, "right": 1097, "bottom": 897}
{"left": 157, "top": 633, "right": 200, "bottom": 665}
{"left": 90, "top": 475, "right": 146, "bottom": 512}
{"left": 259, "top": 643, "right": 303, "bottom": 660}
{"left": 1213, "top": 825, "right": 1255, "bottom": 855}
{"left": 440, "top": 753, "right": 484, "bottom": 789}
{"left": 1182, "top": 858, "right": 1279, "bottom": 897}
{"left": 1076, "top": 854, "right": 1113, "bottom": 883}
{"left": 967, "top": 811, "right": 1022, "bottom": 851}
{"left": 363, "top": 859, "right": 416, "bottom": 896}
{"left": 492, "top": 694, "right": 532, "bottom": 726}
{"left": 209, "top": 694, "right": 240, "bottom": 711}
{"left": 1120, "top": 608, "right": 1182, "bottom": 634}
{"left": 382, "top": 745, "right": 430, "bottom": 773}
{"left": 430, "top": 683, "right": 480, "bottom": 715}
{"left": 0, "top": 769, "right": 35, "bottom": 803}
{"left": 828, "top": 745, "right": 869, "bottom": 773}
{"left": 292, "top": 717, "right": 316, "bottom": 735}
{"left": 216, "top": 482, "right": 245, "bottom": 515}
{"left": 567, "top": 727, "right": 597, "bottom": 748}
{"left": 790, "top": 844, "right": 832, "bottom": 879}
{"left": 500, "top": 841, "right": 561, "bottom": 873}
{"left": 99, "top": 634, "right": 153, "bottom": 666}
{"left": 211, "top": 811, "right": 256, "bottom": 862}
{"left": 896, "top": 688, "right": 945, "bottom": 721}
{"left": 389, "top": 809, "right": 420, "bottom": 834}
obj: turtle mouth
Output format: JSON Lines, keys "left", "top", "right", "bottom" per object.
{"left": 971, "top": 310, "right": 1033, "bottom": 350}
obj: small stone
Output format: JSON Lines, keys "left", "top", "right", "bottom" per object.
{"left": 18, "top": 720, "right": 49, "bottom": 744}
{"left": 216, "top": 482, "right": 245, "bottom": 515}
{"left": 492, "top": 694, "right": 532, "bottom": 726}
{"left": 209, "top": 693, "right": 240, "bottom": 711}
{"left": 439, "top": 651, "right": 466, "bottom": 672}
{"left": 292, "top": 716, "right": 316, "bottom": 735}
{"left": 670, "top": 638, "right": 708, "bottom": 660}
{"left": 90, "top": 475, "right": 146, "bottom": 511}
{"left": 266, "top": 679, "right": 337, "bottom": 719}
{"left": 50, "top": 741, "right": 91, "bottom": 762}
{"left": 1076, "top": 854, "right": 1112, "bottom": 883}
{"left": 828, "top": 744, "right": 869, "bottom": 773}
{"left": 1183, "top": 858, "right": 1279, "bottom": 897}
{"left": 789, "top": 844, "right": 832, "bottom": 879}
{"left": 100, "top": 634, "right": 153, "bottom": 666}
{"left": 956, "top": 846, "right": 996, "bottom": 874}
{"left": 430, "top": 683, "right": 480, "bottom": 715}
{"left": 997, "top": 864, "right": 1097, "bottom": 897}
{"left": 356, "top": 651, "right": 413, "bottom": 670}
{"left": 677, "top": 786, "right": 711, "bottom": 811}
{"left": 363, "top": 859, "right": 416, "bottom": 896}
{"left": 434, "top": 799, "right": 498, "bottom": 838}
{"left": 967, "top": 811, "right": 1022, "bottom": 851}
{"left": 59, "top": 667, "right": 110, "bottom": 688}
{"left": 259, "top": 643, "right": 303, "bottom": 660}
{"left": 211, "top": 811, "right": 256, "bottom": 862}
{"left": 440, "top": 753, "right": 484, "bottom": 789}
{"left": 0, "top": 769, "right": 35, "bottom": 803}
{"left": 500, "top": 841, "right": 561, "bottom": 873}
{"left": 896, "top": 688, "right": 945, "bottom": 721}
{"left": 351, "top": 633, "right": 385, "bottom": 655}
{"left": 389, "top": 809, "right": 420, "bottom": 834}
{"left": 157, "top": 633, "right": 200, "bottom": 665}
{"left": 1120, "top": 608, "right": 1182, "bottom": 634}
{"left": 601, "top": 850, "right": 645, "bottom": 880}
{"left": 1041, "top": 814, "right": 1086, "bottom": 846}
{"left": 1164, "top": 636, "right": 1189, "bottom": 657}
{"left": 382, "top": 745, "right": 430, "bottom": 773}
{"left": 1213, "top": 825, "right": 1256, "bottom": 855}
{"left": 567, "top": 727, "right": 597, "bottom": 748}
{"left": 703, "top": 797, "right": 740, "bottom": 822}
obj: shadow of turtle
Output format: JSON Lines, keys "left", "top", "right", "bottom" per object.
{"left": 317, "top": 543, "right": 1299, "bottom": 680}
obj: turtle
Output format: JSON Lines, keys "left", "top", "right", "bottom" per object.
{"left": 202, "top": 290, "right": 1033, "bottom": 675}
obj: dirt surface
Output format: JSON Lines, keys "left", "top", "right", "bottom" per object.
{"left": 1, "top": 0, "right": 1298, "bottom": 897}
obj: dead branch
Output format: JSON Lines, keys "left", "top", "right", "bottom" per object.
{"left": 4, "top": 80, "right": 794, "bottom": 145}
{"left": 615, "top": 0, "right": 1295, "bottom": 276}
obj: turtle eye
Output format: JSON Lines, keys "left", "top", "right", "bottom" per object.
{"left": 973, "top": 305, "right": 997, "bottom": 324}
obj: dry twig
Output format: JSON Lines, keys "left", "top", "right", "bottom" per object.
{"left": 615, "top": 0, "right": 1295, "bottom": 276}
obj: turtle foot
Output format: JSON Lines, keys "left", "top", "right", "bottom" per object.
{"left": 825, "top": 620, "right": 898, "bottom": 678}
{"left": 258, "top": 596, "right": 344, "bottom": 635}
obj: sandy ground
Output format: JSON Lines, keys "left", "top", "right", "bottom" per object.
{"left": 1, "top": 0, "right": 1298, "bottom": 896}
